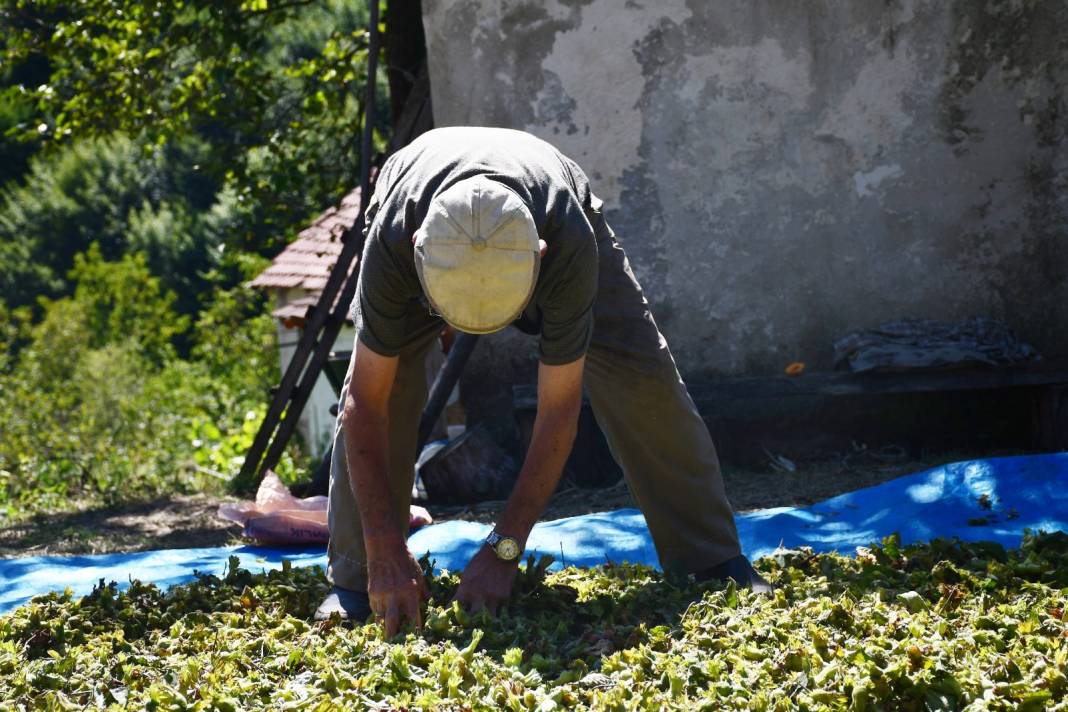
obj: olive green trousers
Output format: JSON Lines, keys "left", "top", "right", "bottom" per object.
{"left": 327, "top": 214, "right": 741, "bottom": 591}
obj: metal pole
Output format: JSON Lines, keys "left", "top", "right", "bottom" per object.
{"left": 416, "top": 332, "right": 480, "bottom": 451}
{"left": 359, "top": 0, "right": 380, "bottom": 205}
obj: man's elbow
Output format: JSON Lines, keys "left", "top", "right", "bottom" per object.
{"left": 341, "top": 390, "right": 389, "bottom": 431}
{"left": 564, "top": 397, "right": 582, "bottom": 435}
{"left": 340, "top": 394, "right": 371, "bottom": 432}
{"left": 565, "top": 390, "right": 584, "bottom": 426}
{"left": 561, "top": 418, "right": 580, "bottom": 448}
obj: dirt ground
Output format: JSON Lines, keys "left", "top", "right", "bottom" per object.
{"left": 0, "top": 447, "right": 992, "bottom": 558}
{"left": 0, "top": 494, "right": 244, "bottom": 558}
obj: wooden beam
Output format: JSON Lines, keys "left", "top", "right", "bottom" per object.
{"left": 513, "top": 366, "right": 1068, "bottom": 411}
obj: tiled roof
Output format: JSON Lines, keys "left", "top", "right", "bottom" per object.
{"left": 250, "top": 187, "right": 361, "bottom": 291}
{"left": 272, "top": 295, "right": 320, "bottom": 329}
{"left": 250, "top": 187, "right": 363, "bottom": 326}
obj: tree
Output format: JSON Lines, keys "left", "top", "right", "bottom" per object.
{"left": 0, "top": 0, "right": 383, "bottom": 250}
{"left": 63, "top": 244, "right": 190, "bottom": 364}
{"left": 0, "top": 133, "right": 221, "bottom": 314}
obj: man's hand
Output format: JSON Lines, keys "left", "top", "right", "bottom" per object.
{"left": 453, "top": 545, "right": 519, "bottom": 614}
{"left": 367, "top": 543, "right": 429, "bottom": 637}
{"left": 451, "top": 357, "right": 584, "bottom": 617}
{"left": 341, "top": 339, "right": 426, "bottom": 637}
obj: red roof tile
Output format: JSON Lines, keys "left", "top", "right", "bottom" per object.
{"left": 250, "top": 187, "right": 364, "bottom": 326}
{"left": 272, "top": 295, "right": 319, "bottom": 329}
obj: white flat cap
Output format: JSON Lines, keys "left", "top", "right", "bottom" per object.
{"left": 414, "top": 177, "right": 540, "bottom": 334}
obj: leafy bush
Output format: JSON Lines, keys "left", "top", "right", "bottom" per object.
{"left": 0, "top": 247, "right": 296, "bottom": 518}
{"left": 0, "top": 135, "right": 162, "bottom": 306}
{"left": 124, "top": 199, "right": 221, "bottom": 320}
{"left": 63, "top": 244, "right": 190, "bottom": 363}
{"left": 0, "top": 300, "right": 32, "bottom": 370}
{"left": 2, "top": 534, "right": 1067, "bottom": 709}
{"left": 0, "top": 0, "right": 379, "bottom": 516}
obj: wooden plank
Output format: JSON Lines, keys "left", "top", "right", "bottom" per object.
{"left": 513, "top": 366, "right": 1068, "bottom": 411}
{"left": 1034, "top": 385, "right": 1068, "bottom": 451}
{"left": 687, "top": 367, "right": 1068, "bottom": 401}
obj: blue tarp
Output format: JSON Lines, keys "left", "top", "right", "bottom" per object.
{"left": 2, "top": 453, "right": 1066, "bottom": 615}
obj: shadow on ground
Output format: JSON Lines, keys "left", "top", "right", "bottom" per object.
{"left": 0, "top": 494, "right": 242, "bottom": 558}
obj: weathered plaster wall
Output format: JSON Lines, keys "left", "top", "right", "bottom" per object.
{"left": 422, "top": 0, "right": 1068, "bottom": 382}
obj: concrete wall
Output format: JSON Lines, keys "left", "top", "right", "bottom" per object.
{"left": 422, "top": 0, "right": 1067, "bottom": 389}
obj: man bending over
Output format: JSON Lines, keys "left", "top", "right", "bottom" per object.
{"left": 315, "top": 127, "right": 771, "bottom": 634}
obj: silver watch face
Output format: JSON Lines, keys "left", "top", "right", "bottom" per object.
{"left": 495, "top": 536, "right": 521, "bottom": 561}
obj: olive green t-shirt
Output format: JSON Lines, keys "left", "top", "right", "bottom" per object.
{"left": 350, "top": 127, "right": 600, "bottom": 365}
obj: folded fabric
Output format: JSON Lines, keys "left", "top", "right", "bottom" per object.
{"left": 832, "top": 317, "right": 1040, "bottom": 372}
{"left": 217, "top": 471, "right": 431, "bottom": 545}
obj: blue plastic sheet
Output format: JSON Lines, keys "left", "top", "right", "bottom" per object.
{"left": 2, "top": 453, "right": 1066, "bottom": 615}
{"left": 409, "top": 453, "right": 1068, "bottom": 571}
{"left": 0, "top": 545, "right": 326, "bottom": 615}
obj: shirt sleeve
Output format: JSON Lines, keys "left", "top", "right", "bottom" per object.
{"left": 351, "top": 227, "right": 444, "bottom": 358}
{"left": 349, "top": 236, "right": 411, "bottom": 356}
{"left": 537, "top": 229, "right": 598, "bottom": 365}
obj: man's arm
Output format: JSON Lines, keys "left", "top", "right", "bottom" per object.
{"left": 454, "top": 355, "right": 585, "bottom": 612}
{"left": 496, "top": 356, "right": 585, "bottom": 539}
{"left": 341, "top": 337, "right": 427, "bottom": 635}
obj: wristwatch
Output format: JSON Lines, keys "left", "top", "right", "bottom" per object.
{"left": 485, "top": 531, "right": 522, "bottom": 562}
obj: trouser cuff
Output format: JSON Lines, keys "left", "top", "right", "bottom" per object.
{"left": 326, "top": 541, "right": 369, "bottom": 592}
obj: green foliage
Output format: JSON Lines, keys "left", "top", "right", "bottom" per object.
{"left": 0, "top": 301, "right": 32, "bottom": 370}
{"left": 0, "top": 0, "right": 379, "bottom": 516}
{"left": 0, "top": 85, "right": 41, "bottom": 187}
{"left": 1, "top": 0, "right": 383, "bottom": 250}
{"left": 191, "top": 261, "right": 276, "bottom": 389}
{"left": 0, "top": 248, "right": 294, "bottom": 518}
{"left": 0, "top": 333, "right": 175, "bottom": 512}
{"left": 63, "top": 244, "right": 190, "bottom": 364}
{"left": 3, "top": 535, "right": 1068, "bottom": 709}
{"left": 188, "top": 407, "right": 285, "bottom": 484}
{"left": 185, "top": 270, "right": 305, "bottom": 483}
{"left": 0, "top": 133, "right": 223, "bottom": 313}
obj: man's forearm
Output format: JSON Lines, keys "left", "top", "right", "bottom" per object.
{"left": 342, "top": 404, "right": 406, "bottom": 556}
{"left": 495, "top": 405, "right": 579, "bottom": 545}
